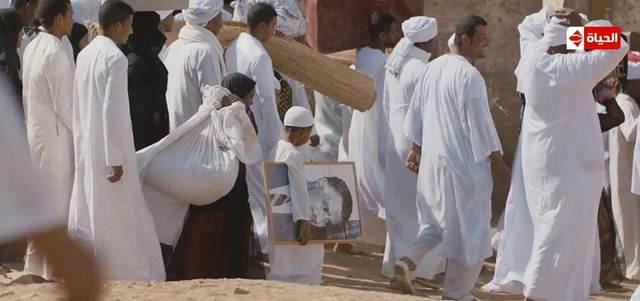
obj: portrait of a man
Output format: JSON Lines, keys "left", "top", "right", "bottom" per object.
{"left": 264, "top": 162, "right": 363, "bottom": 244}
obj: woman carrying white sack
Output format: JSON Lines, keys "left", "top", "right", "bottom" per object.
{"left": 136, "top": 84, "right": 262, "bottom": 278}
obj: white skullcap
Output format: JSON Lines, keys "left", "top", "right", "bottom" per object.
{"left": 182, "top": 0, "right": 223, "bottom": 25}
{"left": 385, "top": 16, "right": 437, "bottom": 75}
{"left": 157, "top": 10, "right": 174, "bottom": 21}
{"left": 448, "top": 33, "right": 456, "bottom": 52}
{"left": 543, "top": 17, "right": 567, "bottom": 47}
{"left": 402, "top": 16, "right": 438, "bottom": 43}
{"left": 284, "top": 106, "right": 314, "bottom": 128}
{"left": 202, "top": 85, "right": 231, "bottom": 109}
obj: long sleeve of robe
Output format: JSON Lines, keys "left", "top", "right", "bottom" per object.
{"left": 68, "top": 36, "right": 165, "bottom": 281}
{"left": 21, "top": 32, "right": 76, "bottom": 280}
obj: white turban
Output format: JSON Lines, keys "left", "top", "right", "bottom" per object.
{"left": 284, "top": 106, "right": 314, "bottom": 128}
{"left": 232, "top": 0, "right": 305, "bottom": 37}
{"left": 386, "top": 16, "right": 438, "bottom": 76}
{"left": 543, "top": 17, "right": 568, "bottom": 47}
{"left": 182, "top": 0, "right": 224, "bottom": 25}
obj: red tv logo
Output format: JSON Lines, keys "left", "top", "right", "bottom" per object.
{"left": 567, "top": 26, "right": 621, "bottom": 50}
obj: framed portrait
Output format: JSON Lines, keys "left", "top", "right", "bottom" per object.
{"left": 263, "top": 161, "right": 364, "bottom": 245}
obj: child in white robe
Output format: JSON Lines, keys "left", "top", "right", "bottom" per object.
{"left": 268, "top": 106, "right": 324, "bottom": 284}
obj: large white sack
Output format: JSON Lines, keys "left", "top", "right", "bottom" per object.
{"left": 143, "top": 109, "right": 239, "bottom": 205}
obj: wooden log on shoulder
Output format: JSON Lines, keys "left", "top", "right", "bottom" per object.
{"left": 219, "top": 22, "right": 375, "bottom": 112}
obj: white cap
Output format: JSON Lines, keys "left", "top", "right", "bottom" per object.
{"left": 283, "top": 106, "right": 314, "bottom": 128}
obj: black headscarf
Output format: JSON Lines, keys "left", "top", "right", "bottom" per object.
{"left": 222, "top": 73, "right": 257, "bottom": 99}
{"left": 0, "top": 9, "right": 23, "bottom": 105}
{"left": 69, "top": 23, "right": 88, "bottom": 61}
{"left": 127, "top": 11, "right": 166, "bottom": 57}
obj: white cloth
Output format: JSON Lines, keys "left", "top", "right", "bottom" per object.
{"left": 232, "top": 0, "right": 305, "bottom": 37}
{"left": 629, "top": 61, "right": 640, "bottom": 80}
{"left": 68, "top": 36, "right": 165, "bottom": 281}
{"left": 182, "top": 0, "right": 223, "bottom": 25}
{"left": 71, "top": 0, "right": 100, "bottom": 24}
{"left": 347, "top": 46, "right": 387, "bottom": 218}
{"left": 493, "top": 25, "right": 628, "bottom": 300}
{"left": 515, "top": 6, "right": 551, "bottom": 93}
{"left": 442, "top": 260, "right": 484, "bottom": 300}
{"left": 402, "top": 54, "right": 502, "bottom": 267}
{"left": 138, "top": 98, "right": 261, "bottom": 246}
{"left": 543, "top": 17, "right": 567, "bottom": 47}
{"left": 312, "top": 92, "right": 351, "bottom": 161}
{"left": 380, "top": 44, "right": 444, "bottom": 279}
{"left": 610, "top": 93, "right": 640, "bottom": 279}
{"left": 0, "top": 0, "right": 10, "bottom": 8}
{"left": 386, "top": 16, "right": 436, "bottom": 77}
{"left": 165, "top": 23, "right": 227, "bottom": 130}
{"left": 21, "top": 32, "right": 75, "bottom": 280}
{"left": 447, "top": 33, "right": 456, "bottom": 52}
{"left": 226, "top": 32, "right": 283, "bottom": 251}
{"left": 284, "top": 106, "right": 313, "bottom": 127}
{"left": 0, "top": 75, "right": 66, "bottom": 244}
{"left": 267, "top": 140, "right": 324, "bottom": 285}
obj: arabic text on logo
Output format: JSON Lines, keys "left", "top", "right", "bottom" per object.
{"left": 566, "top": 26, "right": 621, "bottom": 50}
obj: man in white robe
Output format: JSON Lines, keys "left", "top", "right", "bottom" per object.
{"left": 21, "top": 0, "right": 75, "bottom": 280}
{"left": 165, "top": 0, "right": 226, "bottom": 130}
{"left": 225, "top": 2, "right": 282, "bottom": 252}
{"left": 380, "top": 16, "right": 444, "bottom": 280}
{"left": 68, "top": 0, "right": 164, "bottom": 281}
{"left": 347, "top": 11, "right": 397, "bottom": 218}
{"left": 610, "top": 89, "right": 640, "bottom": 279}
{"left": 495, "top": 16, "right": 627, "bottom": 300}
{"left": 394, "top": 15, "right": 508, "bottom": 300}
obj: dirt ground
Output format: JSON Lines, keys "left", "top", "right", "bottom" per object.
{"left": 1, "top": 239, "right": 637, "bottom": 300}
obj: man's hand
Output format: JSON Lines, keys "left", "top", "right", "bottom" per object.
{"left": 107, "top": 166, "right": 123, "bottom": 183}
{"left": 297, "top": 220, "right": 312, "bottom": 246}
{"left": 554, "top": 8, "right": 584, "bottom": 27}
{"left": 309, "top": 135, "right": 320, "bottom": 147}
{"left": 405, "top": 143, "right": 422, "bottom": 174}
{"left": 490, "top": 152, "right": 511, "bottom": 187}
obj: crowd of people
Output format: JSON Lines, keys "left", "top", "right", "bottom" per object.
{"left": 1, "top": 0, "right": 640, "bottom": 300}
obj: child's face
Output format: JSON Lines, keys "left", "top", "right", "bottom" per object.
{"left": 289, "top": 127, "right": 313, "bottom": 146}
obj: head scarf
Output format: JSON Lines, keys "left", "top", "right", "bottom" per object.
{"left": 182, "top": 0, "right": 223, "bottom": 26}
{"left": 222, "top": 72, "right": 257, "bottom": 99}
{"left": 128, "top": 11, "right": 166, "bottom": 55}
{"left": 385, "top": 16, "right": 437, "bottom": 76}
{"left": 543, "top": 17, "right": 567, "bottom": 47}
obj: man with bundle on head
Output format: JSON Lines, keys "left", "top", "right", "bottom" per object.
{"left": 165, "top": 0, "right": 227, "bottom": 130}
{"left": 380, "top": 15, "right": 444, "bottom": 281}
{"left": 394, "top": 15, "right": 509, "bottom": 301}
{"left": 68, "top": 0, "right": 165, "bottom": 281}
{"left": 21, "top": 0, "right": 75, "bottom": 280}
{"left": 225, "top": 2, "right": 282, "bottom": 256}
{"left": 494, "top": 12, "right": 628, "bottom": 300}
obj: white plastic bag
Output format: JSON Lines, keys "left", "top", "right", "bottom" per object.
{"left": 141, "top": 86, "right": 239, "bottom": 205}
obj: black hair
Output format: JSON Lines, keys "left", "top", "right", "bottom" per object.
{"left": 369, "top": 11, "right": 395, "bottom": 41}
{"left": 0, "top": 9, "right": 23, "bottom": 71}
{"left": 454, "top": 15, "right": 488, "bottom": 47}
{"left": 247, "top": 2, "right": 276, "bottom": 29}
{"left": 324, "top": 177, "right": 353, "bottom": 223}
{"left": 11, "top": 0, "right": 37, "bottom": 10}
{"left": 36, "top": 0, "right": 69, "bottom": 28}
{"left": 69, "top": 22, "right": 88, "bottom": 60}
{"left": 99, "top": 0, "right": 134, "bottom": 32}
{"left": 221, "top": 72, "right": 256, "bottom": 99}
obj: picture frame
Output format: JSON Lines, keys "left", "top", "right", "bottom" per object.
{"left": 262, "top": 161, "right": 364, "bottom": 245}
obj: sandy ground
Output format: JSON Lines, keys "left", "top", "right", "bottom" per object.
{"left": 0, "top": 217, "right": 637, "bottom": 300}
